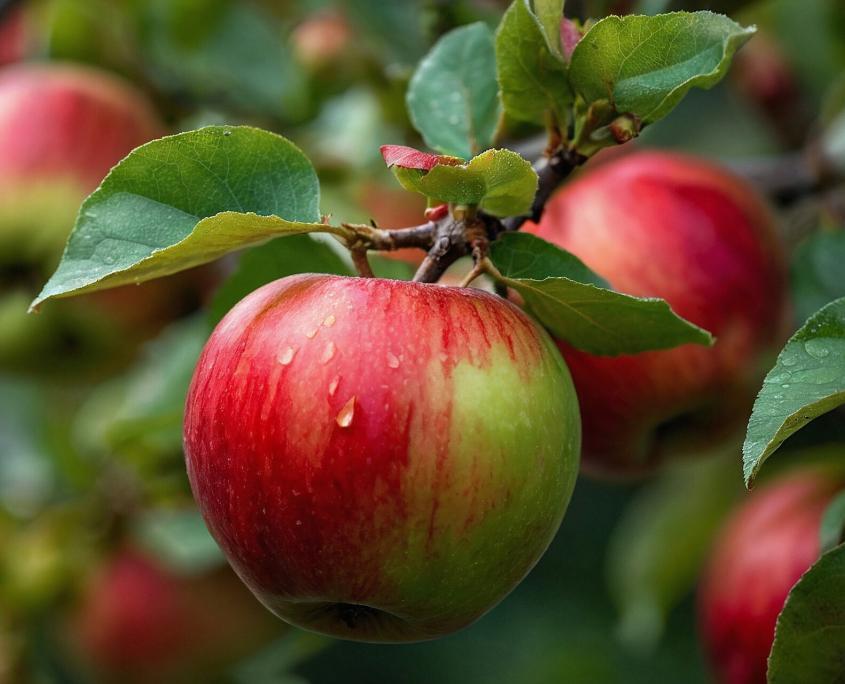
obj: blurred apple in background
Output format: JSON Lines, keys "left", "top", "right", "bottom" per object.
{"left": 0, "top": 5, "right": 30, "bottom": 66}
{"left": 528, "top": 151, "right": 789, "bottom": 478}
{"left": 0, "top": 63, "right": 214, "bottom": 375}
{"left": 61, "top": 546, "right": 281, "bottom": 684}
{"left": 291, "top": 9, "right": 352, "bottom": 73}
{"left": 698, "top": 466, "right": 843, "bottom": 684}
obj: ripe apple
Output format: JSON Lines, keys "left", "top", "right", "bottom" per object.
{"left": 527, "top": 151, "right": 788, "bottom": 478}
{"left": 291, "top": 10, "right": 353, "bottom": 72}
{"left": 698, "top": 467, "right": 842, "bottom": 684}
{"left": 0, "top": 64, "right": 215, "bottom": 374}
{"left": 183, "top": 274, "right": 580, "bottom": 642}
{"left": 64, "top": 547, "right": 280, "bottom": 684}
{"left": 0, "top": 63, "right": 164, "bottom": 263}
{"left": 0, "top": 7, "right": 28, "bottom": 66}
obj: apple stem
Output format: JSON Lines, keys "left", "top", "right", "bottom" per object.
{"left": 341, "top": 144, "right": 587, "bottom": 284}
{"left": 350, "top": 247, "right": 374, "bottom": 278}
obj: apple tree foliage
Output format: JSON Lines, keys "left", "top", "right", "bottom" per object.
{"left": 31, "top": 0, "right": 807, "bottom": 666}
{"left": 32, "top": 5, "right": 751, "bottom": 360}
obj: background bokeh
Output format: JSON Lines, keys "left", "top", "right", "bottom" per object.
{"left": 1, "top": 0, "right": 844, "bottom": 682}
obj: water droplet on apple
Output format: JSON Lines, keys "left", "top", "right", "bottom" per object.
{"left": 305, "top": 327, "right": 319, "bottom": 339}
{"left": 295, "top": 519, "right": 302, "bottom": 526}
{"left": 277, "top": 346, "right": 297, "bottom": 365}
{"left": 386, "top": 352, "right": 400, "bottom": 368}
{"left": 328, "top": 375, "right": 340, "bottom": 396}
{"left": 321, "top": 341, "right": 336, "bottom": 364}
{"left": 323, "top": 314, "right": 336, "bottom": 327}
{"left": 438, "top": 352, "right": 449, "bottom": 363}
{"left": 336, "top": 396, "right": 356, "bottom": 428}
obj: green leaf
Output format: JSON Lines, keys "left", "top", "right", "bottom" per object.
{"left": 820, "top": 491, "right": 845, "bottom": 553}
{"left": 139, "top": 0, "right": 307, "bottom": 120}
{"left": 490, "top": 235, "right": 713, "bottom": 355}
{"left": 74, "top": 316, "right": 210, "bottom": 459}
{"left": 133, "top": 508, "right": 224, "bottom": 573}
{"left": 32, "top": 126, "right": 340, "bottom": 309}
{"left": 767, "top": 543, "right": 845, "bottom": 684}
{"left": 534, "top": 0, "right": 565, "bottom": 61}
{"left": 570, "top": 12, "right": 755, "bottom": 124}
{"left": 791, "top": 230, "right": 845, "bottom": 326}
{"left": 391, "top": 149, "right": 538, "bottom": 217}
{"left": 209, "top": 236, "right": 352, "bottom": 325}
{"left": 607, "top": 449, "right": 741, "bottom": 652}
{"left": 490, "top": 233, "right": 607, "bottom": 287}
{"left": 743, "top": 298, "right": 845, "bottom": 487}
{"left": 344, "top": 0, "right": 427, "bottom": 65}
{"left": 406, "top": 22, "right": 501, "bottom": 159}
{"left": 495, "top": 0, "right": 571, "bottom": 126}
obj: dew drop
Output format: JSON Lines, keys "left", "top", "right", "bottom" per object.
{"left": 223, "top": 129, "right": 232, "bottom": 136}
{"left": 277, "top": 346, "right": 297, "bottom": 365}
{"left": 295, "top": 519, "right": 302, "bottom": 526}
{"left": 386, "top": 352, "right": 400, "bottom": 368}
{"left": 804, "top": 339, "right": 831, "bottom": 359}
{"left": 328, "top": 375, "right": 340, "bottom": 396}
{"left": 438, "top": 352, "right": 449, "bottom": 363}
{"left": 336, "top": 396, "right": 356, "bottom": 428}
{"left": 323, "top": 314, "right": 336, "bottom": 327}
{"left": 305, "top": 327, "right": 319, "bottom": 339}
{"left": 321, "top": 341, "right": 336, "bottom": 364}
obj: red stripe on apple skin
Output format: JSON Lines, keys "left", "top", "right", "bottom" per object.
{"left": 527, "top": 151, "right": 789, "bottom": 478}
{"left": 184, "top": 274, "right": 574, "bottom": 641}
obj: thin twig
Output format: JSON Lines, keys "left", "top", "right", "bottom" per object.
{"left": 350, "top": 248, "right": 374, "bottom": 278}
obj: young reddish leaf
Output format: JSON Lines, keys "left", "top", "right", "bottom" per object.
{"left": 560, "top": 18, "right": 583, "bottom": 62}
{"left": 380, "top": 145, "right": 445, "bottom": 171}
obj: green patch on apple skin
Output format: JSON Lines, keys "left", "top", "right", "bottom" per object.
{"left": 379, "top": 331, "right": 580, "bottom": 635}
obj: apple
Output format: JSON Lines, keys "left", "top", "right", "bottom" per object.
{"left": 0, "top": 7, "right": 28, "bottom": 66}
{"left": 0, "top": 63, "right": 164, "bottom": 263}
{"left": 527, "top": 151, "right": 788, "bottom": 478}
{"left": 183, "top": 274, "right": 580, "bottom": 642}
{"left": 0, "top": 64, "right": 216, "bottom": 374}
{"left": 64, "top": 547, "right": 280, "bottom": 684}
{"left": 291, "top": 10, "right": 353, "bottom": 72}
{"left": 698, "top": 467, "right": 842, "bottom": 684}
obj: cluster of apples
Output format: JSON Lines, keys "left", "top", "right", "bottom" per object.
{"left": 182, "top": 149, "right": 792, "bottom": 647}
{"left": 3, "top": 21, "right": 818, "bottom": 679}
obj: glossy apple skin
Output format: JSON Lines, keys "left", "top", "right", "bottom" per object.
{"left": 698, "top": 469, "right": 841, "bottom": 684}
{"left": 184, "top": 274, "right": 580, "bottom": 642}
{"left": 66, "top": 548, "right": 280, "bottom": 684}
{"left": 527, "top": 151, "right": 788, "bottom": 478}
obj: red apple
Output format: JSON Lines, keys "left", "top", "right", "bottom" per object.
{"left": 0, "top": 64, "right": 217, "bottom": 374}
{"left": 0, "top": 7, "right": 29, "bottom": 67}
{"left": 527, "top": 151, "right": 788, "bottom": 478}
{"left": 0, "top": 63, "right": 164, "bottom": 262}
{"left": 698, "top": 467, "right": 842, "bottom": 684}
{"left": 291, "top": 10, "right": 353, "bottom": 72}
{"left": 183, "top": 274, "right": 580, "bottom": 642}
{"left": 64, "top": 547, "right": 280, "bottom": 684}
